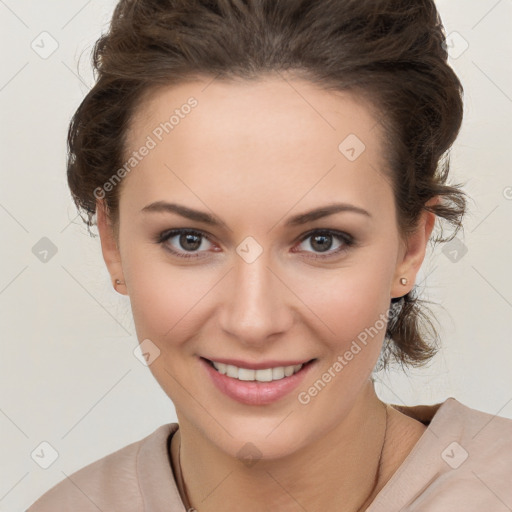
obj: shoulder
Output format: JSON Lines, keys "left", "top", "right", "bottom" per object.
{"left": 424, "top": 398, "right": 512, "bottom": 509}
{"left": 27, "top": 423, "right": 179, "bottom": 512}
{"left": 393, "top": 396, "right": 512, "bottom": 455}
{"left": 381, "top": 398, "right": 512, "bottom": 511}
{"left": 438, "top": 397, "right": 512, "bottom": 461}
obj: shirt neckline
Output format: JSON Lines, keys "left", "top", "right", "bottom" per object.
{"left": 137, "top": 397, "right": 457, "bottom": 511}
{"left": 367, "top": 397, "right": 460, "bottom": 510}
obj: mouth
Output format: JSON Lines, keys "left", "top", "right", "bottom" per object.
{"left": 200, "top": 356, "right": 317, "bottom": 405}
{"left": 201, "top": 357, "right": 316, "bottom": 382}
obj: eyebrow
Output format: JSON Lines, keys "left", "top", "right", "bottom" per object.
{"left": 141, "top": 201, "right": 372, "bottom": 227}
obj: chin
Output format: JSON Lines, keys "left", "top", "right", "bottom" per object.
{"left": 201, "top": 414, "right": 314, "bottom": 463}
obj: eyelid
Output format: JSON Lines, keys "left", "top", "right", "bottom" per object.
{"left": 157, "top": 228, "right": 214, "bottom": 245}
{"left": 295, "top": 228, "right": 353, "bottom": 245}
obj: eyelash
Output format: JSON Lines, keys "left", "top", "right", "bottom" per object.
{"left": 156, "top": 228, "right": 356, "bottom": 261}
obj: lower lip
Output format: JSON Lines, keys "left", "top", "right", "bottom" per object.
{"left": 200, "top": 357, "right": 316, "bottom": 406}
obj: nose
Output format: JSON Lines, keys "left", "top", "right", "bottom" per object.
{"left": 218, "top": 250, "right": 294, "bottom": 347}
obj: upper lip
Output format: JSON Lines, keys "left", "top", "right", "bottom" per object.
{"left": 201, "top": 356, "right": 315, "bottom": 370}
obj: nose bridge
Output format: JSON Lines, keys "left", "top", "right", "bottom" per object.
{"left": 219, "top": 249, "right": 292, "bottom": 344}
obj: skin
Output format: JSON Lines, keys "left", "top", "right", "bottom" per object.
{"left": 97, "top": 74, "right": 437, "bottom": 511}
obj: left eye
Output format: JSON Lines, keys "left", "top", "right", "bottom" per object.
{"left": 294, "top": 230, "right": 354, "bottom": 259}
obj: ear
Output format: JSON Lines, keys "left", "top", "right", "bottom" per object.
{"left": 391, "top": 197, "right": 439, "bottom": 299}
{"left": 96, "top": 200, "right": 127, "bottom": 295}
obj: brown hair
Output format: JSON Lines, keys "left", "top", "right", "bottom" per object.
{"left": 67, "top": 0, "right": 468, "bottom": 371}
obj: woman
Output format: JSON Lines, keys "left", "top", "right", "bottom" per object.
{"left": 28, "top": 0, "right": 512, "bottom": 510}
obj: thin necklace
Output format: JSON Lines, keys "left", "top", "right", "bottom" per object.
{"left": 174, "top": 404, "right": 389, "bottom": 512}
{"left": 355, "top": 403, "right": 389, "bottom": 512}
{"left": 175, "top": 435, "right": 192, "bottom": 510}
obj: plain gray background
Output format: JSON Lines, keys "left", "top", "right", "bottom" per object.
{"left": 1, "top": 0, "right": 511, "bottom": 509}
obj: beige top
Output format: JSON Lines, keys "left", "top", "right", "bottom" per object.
{"left": 27, "top": 397, "right": 512, "bottom": 511}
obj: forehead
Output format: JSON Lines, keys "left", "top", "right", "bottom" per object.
{"left": 129, "top": 75, "right": 383, "bottom": 152}
{"left": 121, "top": 75, "right": 393, "bottom": 219}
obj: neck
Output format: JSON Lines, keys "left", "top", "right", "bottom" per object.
{"left": 171, "top": 383, "right": 390, "bottom": 512}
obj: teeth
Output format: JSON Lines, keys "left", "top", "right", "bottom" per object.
{"left": 211, "top": 361, "right": 305, "bottom": 382}
{"left": 272, "top": 366, "right": 285, "bottom": 380}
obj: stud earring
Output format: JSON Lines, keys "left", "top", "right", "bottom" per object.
{"left": 114, "top": 279, "right": 125, "bottom": 289}
{"left": 391, "top": 277, "right": 409, "bottom": 305}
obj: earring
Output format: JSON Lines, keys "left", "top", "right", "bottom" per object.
{"left": 114, "top": 279, "right": 125, "bottom": 289}
{"left": 390, "top": 277, "right": 408, "bottom": 305}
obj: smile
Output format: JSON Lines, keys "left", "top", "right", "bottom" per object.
{"left": 201, "top": 357, "right": 317, "bottom": 405}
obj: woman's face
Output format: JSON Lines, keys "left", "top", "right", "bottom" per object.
{"left": 98, "top": 75, "right": 432, "bottom": 459}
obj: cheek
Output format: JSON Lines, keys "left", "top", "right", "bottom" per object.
{"left": 124, "top": 248, "right": 215, "bottom": 342}
{"left": 290, "top": 257, "right": 394, "bottom": 348}
{"left": 127, "top": 262, "right": 172, "bottom": 338}
{"left": 293, "top": 266, "right": 393, "bottom": 420}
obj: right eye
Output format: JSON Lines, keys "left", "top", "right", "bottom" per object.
{"left": 157, "top": 229, "right": 216, "bottom": 259}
